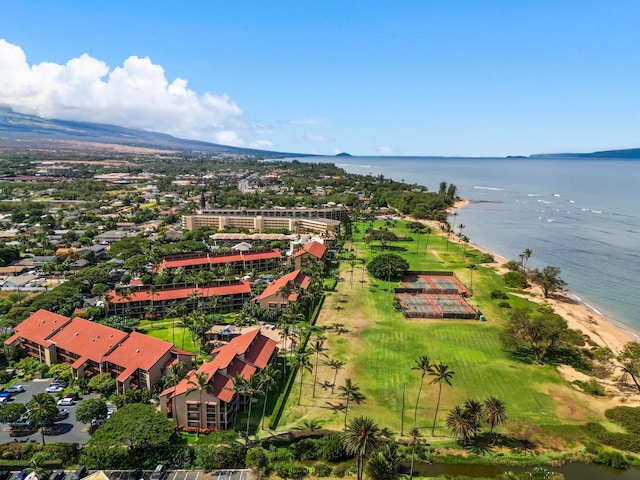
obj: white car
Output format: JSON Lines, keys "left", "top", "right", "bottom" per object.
{"left": 4, "top": 385, "right": 25, "bottom": 394}
{"left": 57, "top": 397, "right": 75, "bottom": 406}
{"left": 45, "top": 385, "right": 65, "bottom": 393}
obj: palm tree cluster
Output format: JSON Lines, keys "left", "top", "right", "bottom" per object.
{"left": 411, "top": 355, "right": 454, "bottom": 436}
{"left": 445, "top": 396, "right": 507, "bottom": 445}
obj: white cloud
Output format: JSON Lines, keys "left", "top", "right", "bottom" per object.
{"left": 296, "top": 133, "right": 333, "bottom": 143}
{"left": 0, "top": 39, "right": 246, "bottom": 145}
{"left": 249, "top": 139, "right": 275, "bottom": 149}
{"left": 377, "top": 146, "right": 393, "bottom": 155}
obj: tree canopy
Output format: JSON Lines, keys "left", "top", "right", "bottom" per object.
{"left": 367, "top": 253, "right": 409, "bottom": 281}
{"left": 87, "top": 403, "right": 175, "bottom": 448}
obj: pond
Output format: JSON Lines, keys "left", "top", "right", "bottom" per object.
{"left": 412, "top": 461, "right": 640, "bottom": 479}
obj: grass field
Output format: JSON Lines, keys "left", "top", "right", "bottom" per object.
{"left": 274, "top": 220, "right": 601, "bottom": 447}
{"left": 138, "top": 319, "right": 199, "bottom": 353}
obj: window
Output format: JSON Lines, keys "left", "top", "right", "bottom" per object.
{"left": 205, "top": 403, "right": 217, "bottom": 429}
{"left": 186, "top": 402, "right": 200, "bottom": 428}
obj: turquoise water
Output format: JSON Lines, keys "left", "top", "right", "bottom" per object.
{"left": 295, "top": 156, "right": 640, "bottom": 334}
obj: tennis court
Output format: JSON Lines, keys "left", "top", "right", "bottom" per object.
{"left": 397, "top": 272, "right": 475, "bottom": 319}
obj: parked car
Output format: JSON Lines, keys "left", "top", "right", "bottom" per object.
{"left": 63, "top": 391, "right": 80, "bottom": 401}
{"left": 127, "top": 471, "right": 142, "bottom": 480}
{"left": 150, "top": 465, "right": 167, "bottom": 480}
{"left": 0, "top": 392, "right": 11, "bottom": 404}
{"left": 90, "top": 417, "right": 107, "bottom": 428}
{"left": 55, "top": 408, "right": 69, "bottom": 421}
{"left": 50, "top": 379, "right": 68, "bottom": 387}
{"left": 70, "top": 466, "right": 87, "bottom": 480}
{"left": 9, "top": 418, "right": 32, "bottom": 429}
{"left": 45, "top": 385, "right": 65, "bottom": 393}
{"left": 49, "top": 471, "right": 66, "bottom": 480}
{"left": 4, "top": 385, "right": 25, "bottom": 394}
{"left": 14, "top": 472, "right": 28, "bottom": 480}
{"left": 0, "top": 470, "right": 10, "bottom": 480}
{"left": 57, "top": 397, "right": 75, "bottom": 406}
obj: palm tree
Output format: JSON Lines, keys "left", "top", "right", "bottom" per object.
{"left": 429, "top": 362, "right": 454, "bottom": 436}
{"left": 167, "top": 361, "right": 186, "bottom": 428}
{"left": 290, "top": 353, "right": 313, "bottom": 405}
{"left": 26, "top": 393, "right": 58, "bottom": 445}
{"left": 445, "top": 405, "right": 474, "bottom": 445}
{"left": 308, "top": 339, "right": 328, "bottom": 397}
{"left": 324, "top": 358, "right": 345, "bottom": 394}
{"left": 340, "top": 416, "right": 382, "bottom": 480}
{"left": 243, "top": 374, "right": 264, "bottom": 441}
{"left": 463, "top": 399, "right": 483, "bottom": 439}
{"left": 467, "top": 263, "right": 477, "bottom": 295}
{"left": 521, "top": 248, "right": 533, "bottom": 271}
{"left": 337, "top": 378, "right": 365, "bottom": 429}
{"left": 407, "top": 426, "right": 423, "bottom": 479}
{"left": 411, "top": 355, "right": 433, "bottom": 427}
{"left": 229, "top": 373, "right": 248, "bottom": 431}
{"left": 259, "top": 364, "right": 281, "bottom": 430}
{"left": 422, "top": 226, "right": 432, "bottom": 260}
{"left": 186, "top": 371, "right": 213, "bottom": 437}
{"left": 482, "top": 396, "right": 507, "bottom": 443}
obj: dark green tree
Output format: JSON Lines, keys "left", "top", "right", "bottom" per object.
{"left": 341, "top": 416, "right": 382, "bottom": 480}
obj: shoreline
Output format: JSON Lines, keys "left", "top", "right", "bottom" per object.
{"left": 447, "top": 200, "right": 637, "bottom": 354}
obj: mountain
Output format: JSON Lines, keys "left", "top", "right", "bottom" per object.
{"left": 530, "top": 148, "right": 640, "bottom": 159}
{"left": 0, "top": 107, "right": 301, "bottom": 157}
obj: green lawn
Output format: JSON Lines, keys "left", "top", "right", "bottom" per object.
{"left": 275, "top": 220, "right": 599, "bottom": 445}
{"left": 138, "top": 319, "right": 199, "bottom": 353}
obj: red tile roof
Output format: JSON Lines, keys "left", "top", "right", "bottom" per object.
{"left": 160, "top": 328, "right": 277, "bottom": 403}
{"left": 292, "top": 241, "right": 326, "bottom": 259}
{"left": 4, "top": 309, "right": 71, "bottom": 347}
{"left": 109, "top": 281, "right": 251, "bottom": 304}
{"left": 160, "top": 250, "right": 281, "bottom": 270}
{"left": 105, "top": 332, "right": 173, "bottom": 371}
{"left": 255, "top": 269, "right": 310, "bottom": 302}
{"left": 47, "top": 317, "right": 128, "bottom": 363}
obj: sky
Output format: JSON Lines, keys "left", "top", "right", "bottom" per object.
{"left": 1, "top": 1, "right": 640, "bottom": 157}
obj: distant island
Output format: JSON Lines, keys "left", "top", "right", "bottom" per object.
{"left": 335, "top": 152, "right": 352, "bottom": 157}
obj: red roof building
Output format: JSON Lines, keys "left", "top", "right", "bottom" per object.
{"left": 156, "top": 249, "right": 282, "bottom": 274}
{"left": 5, "top": 310, "right": 193, "bottom": 392}
{"left": 254, "top": 269, "right": 311, "bottom": 310}
{"left": 159, "top": 328, "right": 277, "bottom": 431}
{"left": 107, "top": 280, "right": 252, "bottom": 318}
{"left": 291, "top": 241, "right": 327, "bottom": 270}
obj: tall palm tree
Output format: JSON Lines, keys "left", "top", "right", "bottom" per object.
{"left": 467, "top": 263, "right": 477, "bottom": 295}
{"left": 482, "top": 396, "right": 507, "bottom": 443}
{"left": 429, "top": 362, "right": 454, "bottom": 436}
{"left": 259, "top": 364, "right": 281, "bottom": 430}
{"left": 422, "top": 226, "right": 432, "bottom": 260}
{"left": 445, "top": 405, "right": 474, "bottom": 445}
{"left": 290, "top": 353, "right": 313, "bottom": 405}
{"left": 186, "top": 371, "right": 213, "bottom": 437}
{"left": 26, "top": 393, "right": 58, "bottom": 445}
{"left": 407, "top": 426, "right": 423, "bottom": 479}
{"left": 308, "top": 339, "right": 328, "bottom": 397}
{"left": 337, "top": 378, "right": 365, "bottom": 429}
{"left": 167, "top": 361, "right": 186, "bottom": 428}
{"left": 521, "top": 248, "right": 533, "bottom": 271}
{"left": 411, "top": 355, "right": 433, "bottom": 427}
{"left": 324, "top": 358, "right": 346, "bottom": 394}
{"left": 340, "top": 416, "right": 382, "bottom": 480}
{"left": 243, "top": 374, "right": 264, "bottom": 441}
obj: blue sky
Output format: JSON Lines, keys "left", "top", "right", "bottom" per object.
{"left": 1, "top": 1, "right": 639, "bottom": 156}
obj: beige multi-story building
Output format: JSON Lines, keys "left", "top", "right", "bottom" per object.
{"left": 159, "top": 328, "right": 277, "bottom": 431}
{"left": 181, "top": 207, "right": 346, "bottom": 236}
{"left": 4, "top": 309, "right": 193, "bottom": 393}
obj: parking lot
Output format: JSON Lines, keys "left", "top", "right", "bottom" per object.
{"left": 105, "top": 472, "right": 249, "bottom": 480}
{"left": 0, "top": 379, "right": 94, "bottom": 444}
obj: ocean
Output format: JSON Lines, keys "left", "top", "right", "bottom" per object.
{"left": 292, "top": 156, "right": 640, "bottom": 335}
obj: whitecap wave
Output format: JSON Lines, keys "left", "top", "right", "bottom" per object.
{"left": 474, "top": 186, "right": 503, "bottom": 191}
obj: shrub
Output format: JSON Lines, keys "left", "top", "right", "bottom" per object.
{"left": 332, "top": 463, "right": 355, "bottom": 478}
{"left": 490, "top": 290, "right": 509, "bottom": 300}
{"left": 291, "top": 439, "right": 319, "bottom": 461}
{"left": 498, "top": 302, "right": 511, "bottom": 309}
{"left": 312, "top": 462, "right": 333, "bottom": 477}
{"left": 274, "top": 463, "right": 308, "bottom": 480}
{"left": 593, "top": 450, "right": 629, "bottom": 469}
{"left": 573, "top": 379, "right": 605, "bottom": 396}
{"left": 318, "top": 433, "right": 350, "bottom": 462}
{"left": 503, "top": 271, "right": 528, "bottom": 289}
{"left": 605, "top": 406, "right": 640, "bottom": 435}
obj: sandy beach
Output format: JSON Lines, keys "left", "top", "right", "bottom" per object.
{"left": 433, "top": 200, "right": 637, "bottom": 357}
